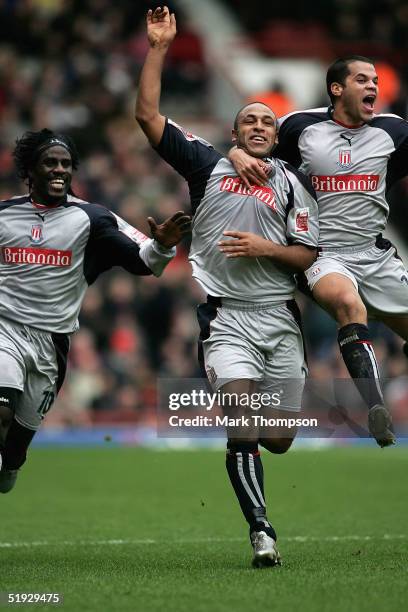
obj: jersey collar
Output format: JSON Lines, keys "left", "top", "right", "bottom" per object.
{"left": 30, "top": 195, "right": 67, "bottom": 209}
{"left": 328, "top": 106, "right": 365, "bottom": 129}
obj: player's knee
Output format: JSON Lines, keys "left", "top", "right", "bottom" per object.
{"left": 333, "top": 292, "right": 366, "bottom": 323}
{"left": 259, "top": 437, "right": 294, "bottom": 454}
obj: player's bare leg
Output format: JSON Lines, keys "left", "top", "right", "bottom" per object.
{"left": 312, "top": 273, "right": 395, "bottom": 447}
{"left": 259, "top": 409, "right": 298, "bottom": 455}
{"left": 222, "top": 379, "right": 281, "bottom": 567}
{"left": 312, "top": 273, "right": 367, "bottom": 325}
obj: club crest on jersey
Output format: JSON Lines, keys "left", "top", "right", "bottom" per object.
{"left": 30, "top": 224, "right": 43, "bottom": 243}
{"left": 206, "top": 365, "right": 217, "bottom": 385}
{"left": 337, "top": 149, "right": 352, "bottom": 168}
{"left": 295, "top": 208, "right": 309, "bottom": 232}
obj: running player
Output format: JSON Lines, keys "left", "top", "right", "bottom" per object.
{"left": 135, "top": 7, "right": 319, "bottom": 567}
{"left": 230, "top": 56, "right": 408, "bottom": 448}
{"left": 0, "top": 128, "right": 191, "bottom": 493}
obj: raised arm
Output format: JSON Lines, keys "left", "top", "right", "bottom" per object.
{"left": 135, "top": 6, "right": 176, "bottom": 146}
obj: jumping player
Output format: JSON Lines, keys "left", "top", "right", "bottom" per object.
{"left": 135, "top": 7, "right": 319, "bottom": 567}
{"left": 0, "top": 128, "right": 191, "bottom": 492}
{"left": 230, "top": 56, "right": 408, "bottom": 448}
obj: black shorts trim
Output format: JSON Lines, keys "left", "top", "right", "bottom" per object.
{"left": 51, "top": 333, "right": 70, "bottom": 393}
{"left": 286, "top": 299, "right": 308, "bottom": 366}
{"left": 375, "top": 232, "right": 401, "bottom": 260}
{"left": 196, "top": 296, "right": 221, "bottom": 378}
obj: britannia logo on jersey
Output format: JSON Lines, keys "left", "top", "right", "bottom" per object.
{"left": 338, "top": 149, "right": 352, "bottom": 168}
{"left": 311, "top": 174, "right": 379, "bottom": 192}
{"left": 30, "top": 224, "right": 43, "bottom": 243}
{"left": 220, "top": 177, "right": 276, "bottom": 210}
{"left": 2, "top": 247, "right": 72, "bottom": 267}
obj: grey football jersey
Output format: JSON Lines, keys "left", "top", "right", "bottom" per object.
{"left": 156, "top": 118, "right": 318, "bottom": 302}
{"left": 275, "top": 107, "right": 408, "bottom": 248}
{"left": 0, "top": 194, "right": 175, "bottom": 333}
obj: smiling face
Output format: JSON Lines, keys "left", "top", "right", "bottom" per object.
{"left": 332, "top": 61, "right": 378, "bottom": 126}
{"left": 30, "top": 145, "right": 73, "bottom": 206}
{"left": 232, "top": 103, "right": 278, "bottom": 158}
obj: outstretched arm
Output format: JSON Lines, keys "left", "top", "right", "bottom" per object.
{"left": 135, "top": 6, "right": 177, "bottom": 146}
{"left": 138, "top": 210, "right": 191, "bottom": 276}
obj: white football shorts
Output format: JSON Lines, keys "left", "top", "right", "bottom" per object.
{"left": 0, "top": 317, "right": 69, "bottom": 430}
{"left": 306, "top": 242, "right": 408, "bottom": 316}
{"left": 200, "top": 299, "right": 307, "bottom": 412}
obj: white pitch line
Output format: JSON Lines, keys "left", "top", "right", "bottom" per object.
{"left": 0, "top": 534, "right": 406, "bottom": 549}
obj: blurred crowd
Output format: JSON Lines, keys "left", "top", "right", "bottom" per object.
{"left": 0, "top": 0, "right": 407, "bottom": 428}
{"left": 223, "top": 0, "right": 408, "bottom": 60}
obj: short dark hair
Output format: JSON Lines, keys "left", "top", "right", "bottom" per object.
{"left": 233, "top": 102, "right": 276, "bottom": 131}
{"left": 326, "top": 55, "right": 374, "bottom": 105}
{"left": 13, "top": 128, "right": 79, "bottom": 187}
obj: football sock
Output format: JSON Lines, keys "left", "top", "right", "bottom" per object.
{"left": 338, "top": 323, "right": 384, "bottom": 409}
{"left": 226, "top": 441, "right": 276, "bottom": 540}
{"left": 2, "top": 419, "right": 36, "bottom": 470}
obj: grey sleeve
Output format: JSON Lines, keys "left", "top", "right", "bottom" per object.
{"left": 138, "top": 239, "right": 176, "bottom": 277}
{"left": 285, "top": 170, "right": 319, "bottom": 247}
{"left": 112, "top": 213, "right": 176, "bottom": 277}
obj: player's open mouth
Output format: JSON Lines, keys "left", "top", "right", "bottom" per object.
{"left": 250, "top": 136, "right": 267, "bottom": 143}
{"left": 362, "top": 95, "right": 376, "bottom": 113}
{"left": 48, "top": 179, "right": 66, "bottom": 190}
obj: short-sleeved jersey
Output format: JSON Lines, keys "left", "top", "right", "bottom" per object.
{"left": 274, "top": 107, "right": 408, "bottom": 248}
{"left": 155, "top": 118, "right": 319, "bottom": 303}
{"left": 0, "top": 194, "right": 175, "bottom": 333}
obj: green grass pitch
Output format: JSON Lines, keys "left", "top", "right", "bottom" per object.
{"left": 0, "top": 446, "right": 407, "bottom": 611}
